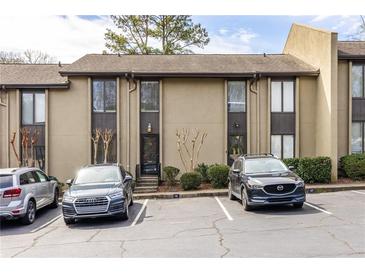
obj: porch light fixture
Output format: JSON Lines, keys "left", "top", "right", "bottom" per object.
{"left": 147, "top": 122, "right": 152, "bottom": 133}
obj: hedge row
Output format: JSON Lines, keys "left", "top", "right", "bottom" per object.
{"left": 340, "top": 154, "right": 365, "bottom": 180}
{"left": 283, "top": 157, "right": 332, "bottom": 183}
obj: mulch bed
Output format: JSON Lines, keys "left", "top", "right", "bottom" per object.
{"left": 157, "top": 181, "right": 221, "bottom": 192}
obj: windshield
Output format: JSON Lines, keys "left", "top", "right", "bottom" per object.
{"left": 245, "top": 158, "right": 288, "bottom": 174}
{"left": 0, "top": 175, "right": 14, "bottom": 189}
{"left": 74, "top": 166, "right": 121, "bottom": 185}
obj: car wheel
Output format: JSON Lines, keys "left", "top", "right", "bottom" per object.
{"left": 21, "top": 200, "right": 36, "bottom": 225}
{"left": 120, "top": 202, "right": 129, "bottom": 221}
{"left": 293, "top": 202, "right": 304, "bottom": 209}
{"left": 64, "top": 218, "right": 76, "bottom": 225}
{"left": 241, "top": 189, "right": 252, "bottom": 211}
{"left": 50, "top": 188, "right": 59, "bottom": 208}
{"left": 228, "top": 181, "right": 235, "bottom": 200}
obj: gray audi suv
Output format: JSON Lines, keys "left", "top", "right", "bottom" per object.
{"left": 0, "top": 167, "right": 59, "bottom": 224}
{"left": 62, "top": 164, "right": 133, "bottom": 225}
{"left": 228, "top": 154, "right": 306, "bottom": 211}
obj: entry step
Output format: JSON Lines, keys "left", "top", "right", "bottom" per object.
{"left": 134, "top": 186, "right": 158, "bottom": 193}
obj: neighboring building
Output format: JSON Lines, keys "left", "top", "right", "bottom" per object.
{"left": 0, "top": 23, "right": 364, "bottom": 182}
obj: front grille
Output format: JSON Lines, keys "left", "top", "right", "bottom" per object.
{"left": 264, "top": 184, "right": 296, "bottom": 195}
{"left": 267, "top": 197, "right": 294, "bottom": 203}
{"left": 74, "top": 196, "right": 109, "bottom": 214}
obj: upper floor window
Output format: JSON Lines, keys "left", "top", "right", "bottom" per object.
{"left": 228, "top": 81, "right": 246, "bottom": 112}
{"left": 92, "top": 79, "right": 116, "bottom": 112}
{"left": 352, "top": 64, "right": 365, "bottom": 98}
{"left": 22, "top": 91, "right": 45, "bottom": 125}
{"left": 271, "top": 81, "right": 294, "bottom": 112}
{"left": 141, "top": 81, "right": 159, "bottom": 112}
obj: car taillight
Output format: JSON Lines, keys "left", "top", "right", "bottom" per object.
{"left": 3, "top": 188, "right": 22, "bottom": 198}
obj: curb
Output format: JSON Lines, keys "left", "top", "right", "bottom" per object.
{"left": 134, "top": 184, "right": 365, "bottom": 200}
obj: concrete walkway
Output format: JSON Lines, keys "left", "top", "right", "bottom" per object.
{"left": 134, "top": 182, "right": 365, "bottom": 200}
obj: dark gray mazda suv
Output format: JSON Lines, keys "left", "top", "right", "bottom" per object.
{"left": 228, "top": 154, "right": 305, "bottom": 211}
{"left": 62, "top": 164, "right": 133, "bottom": 225}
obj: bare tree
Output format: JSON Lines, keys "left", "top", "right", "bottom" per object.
{"left": 0, "top": 50, "right": 56, "bottom": 64}
{"left": 0, "top": 51, "right": 24, "bottom": 63}
{"left": 10, "top": 131, "right": 21, "bottom": 167}
{"left": 91, "top": 128, "right": 101, "bottom": 164}
{"left": 23, "top": 49, "right": 56, "bottom": 64}
{"left": 30, "top": 130, "right": 40, "bottom": 167}
{"left": 101, "top": 129, "right": 114, "bottom": 163}
{"left": 176, "top": 128, "right": 207, "bottom": 172}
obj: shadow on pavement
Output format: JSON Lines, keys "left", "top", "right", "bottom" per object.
{"left": 65, "top": 201, "right": 146, "bottom": 230}
{"left": 0, "top": 206, "right": 61, "bottom": 236}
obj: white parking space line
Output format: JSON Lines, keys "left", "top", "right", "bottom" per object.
{"left": 304, "top": 202, "right": 332, "bottom": 215}
{"left": 352, "top": 190, "right": 365, "bottom": 195}
{"left": 214, "top": 197, "right": 233, "bottom": 221}
{"left": 131, "top": 199, "right": 149, "bottom": 226}
{"left": 30, "top": 214, "right": 62, "bottom": 233}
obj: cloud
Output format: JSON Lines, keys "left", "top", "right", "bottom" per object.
{"left": 196, "top": 27, "right": 258, "bottom": 54}
{"left": 0, "top": 15, "right": 112, "bottom": 63}
{"left": 310, "top": 15, "right": 331, "bottom": 22}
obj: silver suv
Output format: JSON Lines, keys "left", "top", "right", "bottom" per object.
{"left": 0, "top": 167, "right": 59, "bottom": 225}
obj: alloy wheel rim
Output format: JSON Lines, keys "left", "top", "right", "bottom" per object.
{"left": 28, "top": 202, "right": 35, "bottom": 222}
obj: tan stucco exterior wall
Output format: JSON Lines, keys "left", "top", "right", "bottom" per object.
{"left": 0, "top": 93, "right": 9, "bottom": 168}
{"left": 161, "top": 78, "right": 225, "bottom": 173}
{"left": 284, "top": 23, "right": 338, "bottom": 181}
{"left": 298, "top": 76, "right": 317, "bottom": 157}
{"left": 337, "top": 60, "right": 350, "bottom": 158}
{"left": 48, "top": 77, "right": 90, "bottom": 182}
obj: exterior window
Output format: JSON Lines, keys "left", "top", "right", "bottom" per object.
{"left": 228, "top": 135, "right": 245, "bottom": 160}
{"left": 141, "top": 81, "right": 159, "bottom": 112}
{"left": 271, "top": 81, "right": 294, "bottom": 112}
{"left": 22, "top": 91, "right": 45, "bottom": 125}
{"left": 352, "top": 64, "right": 364, "bottom": 98}
{"left": 92, "top": 80, "right": 116, "bottom": 112}
{"left": 352, "top": 122, "right": 364, "bottom": 153}
{"left": 228, "top": 81, "right": 246, "bottom": 112}
{"left": 271, "top": 135, "right": 294, "bottom": 159}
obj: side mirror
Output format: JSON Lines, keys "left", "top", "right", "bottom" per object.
{"left": 288, "top": 166, "right": 295, "bottom": 171}
{"left": 65, "top": 179, "right": 73, "bottom": 186}
{"left": 232, "top": 169, "right": 240, "bottom": 174}
{"left": 48, "top": 176, "right": 58, "bottom": 182}
{"left": 123, "top": 174, "right": 132, "bottom": 183}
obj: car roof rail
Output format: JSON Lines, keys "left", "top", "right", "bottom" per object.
{"left": 242, "top": 153, "right": 274, "bottom": 159}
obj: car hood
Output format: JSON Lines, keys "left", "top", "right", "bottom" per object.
{"left": 66, "top": 182, "right": 122, "bottom": 197}
{"left": 248, "top": 172, "right": 299, "bottom": 186}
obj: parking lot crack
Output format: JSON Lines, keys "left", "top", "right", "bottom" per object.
{"left": 87, "top": 230, "right": 101, "bottom": 242}
{"left": 325, "top": 230, "right": 356, "bottom": 253}
{"left": 11, "top": 227, "right": 58, "bottom": 258}
{"left": 120, "top": 241, "right": 126, "bottom": 258}
{"left": 212, "top": 217, "right": 231, "bottom": 258}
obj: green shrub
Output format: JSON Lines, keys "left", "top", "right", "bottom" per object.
{"left": 340, "top": 154, "right": 365, "bottom": 180}
{"left": 180, "top": 172, "right": 202, "bottom": 190}
{"left": 163, "top": 166, "right": 180, "bottom": 186}
{"left": 283, "top": 158, "right": 300, "bottom": 171}
{"left": 297, "top": 157, "right": 332, "bottom": 183}
{"left": 194, "top": 163, "right": 210, "bottom": 182}
{"left": 207, "top": 164, "right": 230, "bottom": 188}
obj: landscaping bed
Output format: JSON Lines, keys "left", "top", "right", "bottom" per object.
{"left": 158, "top": 181, "right": 224, "bottom": 192}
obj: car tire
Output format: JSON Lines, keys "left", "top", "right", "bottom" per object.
{"left": 64, "top": 218, "right": 76, "bottom": 225}
{"left": 241, "top": 189, "right": 252, "bottom": 211}
{"left": 120, "top": 202, "right": 129, "bottom": 221}
{"left": 228, "top": 181, "right": 235, "bottom": 200}
{"left": 293, "top": 202, "right": 304, "bottom": 209}
{"left": 50, "top": 188, "right": 59, "bottom": 208}
{"left": 21, "top": 199, "right": 36, "bottom": 225}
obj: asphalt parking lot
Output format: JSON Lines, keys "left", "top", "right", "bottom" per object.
{"left": 0, "top": 190, "right": 364, "bottom": 258}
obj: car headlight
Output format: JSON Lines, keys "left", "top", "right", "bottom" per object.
{"left": 63, "top": 195, "right": 75, "bottom": 203}
{"left": 247, "top": 179, "right": 263, "bottom": 189}
{"left": 296, "top": 181, "right": 305, "bottom": 187}
{"left": 109, "top": 191, "right": 124, "bottom": 199}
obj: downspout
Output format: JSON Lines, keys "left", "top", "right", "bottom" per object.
{"left": 125, "top": 72, "right": 137, "bottom": 173}
{"left": 249, "top": 73, "right": 261, "bottom": 153}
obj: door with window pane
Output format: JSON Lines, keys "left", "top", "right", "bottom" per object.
{"left": 227, "top": 81, "right": 247, "bottom": 166}
{"left": 21, "top": 90, "right": 46, "bottom": 170}
{"left": 270, "top": 80, "right": 295, "bottom": 159}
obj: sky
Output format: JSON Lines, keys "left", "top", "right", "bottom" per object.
{"left": 0, "top": 15, "right": 363, "bottom": 63}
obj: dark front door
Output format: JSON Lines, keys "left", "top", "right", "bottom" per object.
{"left": 141, "top": 134, "right": 159, "bottom": 175}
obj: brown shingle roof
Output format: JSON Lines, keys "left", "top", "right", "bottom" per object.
{"left": 60, "top": 54, "right": 319, "bottom": 77}
{"left": 338, "top": 41, "right": 365, "bottom": 59}
{"left": 0, "top": 64, "right": 69, "bottom": 88}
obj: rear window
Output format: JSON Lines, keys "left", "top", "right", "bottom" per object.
{"left": 0, "top": 175, "right": 14, "bottom": 189}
